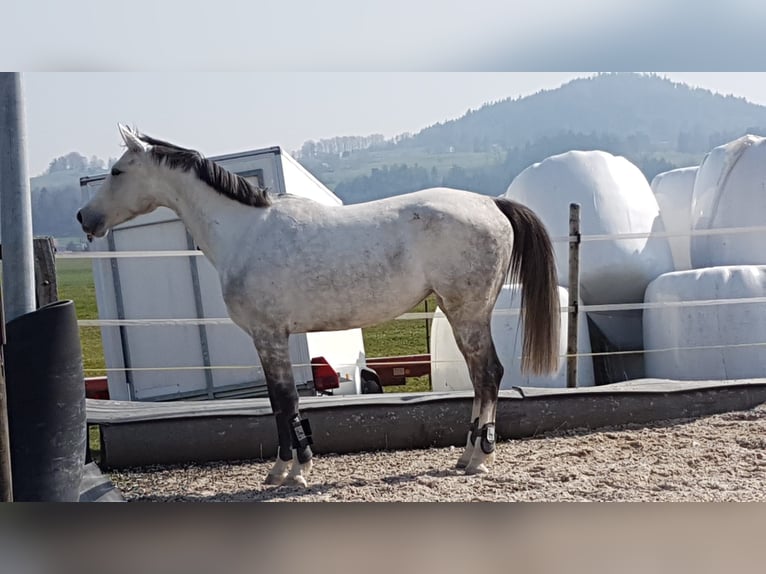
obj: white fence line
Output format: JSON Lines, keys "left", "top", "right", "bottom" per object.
{"left": 81, "top": 338, "right": 766, "bottom": 375}
{"left": 551, "top": 223, "right": 766, "bottom": 245}
{"left": 57, "top": 250, "right": 205, "bottom": 259}
{"left": 56, "top": 222, "right": 766, "bottom": 261}
{"left": 75, "top": 295, "right": 766, "bottom": 328}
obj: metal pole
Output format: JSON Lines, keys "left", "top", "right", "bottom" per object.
{"left": 566, "top": 203, "right": 581, "bottom": 389}
{"left": 0, "top": 71, "right": 35, "bottom": 502}
{"left": 0, "top": 72, "right": 36, "bottom": 321}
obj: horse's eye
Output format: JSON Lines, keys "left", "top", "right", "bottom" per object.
{"left": 111, "top": 167, "right": 122, "bottom": 177}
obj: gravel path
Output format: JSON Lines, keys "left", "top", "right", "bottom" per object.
{"left": 109, "top": 404, "right": 766, "bottom": 501}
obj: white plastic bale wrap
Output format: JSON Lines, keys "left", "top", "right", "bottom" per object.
{"left": 430, "top": 285, "right": 594, "bottom": 391}
{"left": 644, "top": 265, "right": 766, "bottom": 380}
{"left": 503, "top": 150, "right": 674, "bottom": 351}
{"left": 691, "top": 134, "right": 766, "bottom": 268}
{"left": 651, "top": 166, "right": 698, "bottom": 272}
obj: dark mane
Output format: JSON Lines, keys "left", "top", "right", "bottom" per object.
{"left": 137, "top": 132, "right": 271, "bottom": 208}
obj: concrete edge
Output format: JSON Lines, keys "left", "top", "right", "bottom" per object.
{"left": 91, "top": 378, "right": 766, "bottom": 469}
{"left": 87, "top": 378, "right": 766, "bottom": 424}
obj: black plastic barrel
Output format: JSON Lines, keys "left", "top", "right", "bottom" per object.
{"left": 5, "top": 299, "right": 86, "bottom": 501}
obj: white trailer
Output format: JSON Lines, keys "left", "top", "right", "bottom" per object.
{"left": 80, "top": 146, "right": 377, "bottom": 401}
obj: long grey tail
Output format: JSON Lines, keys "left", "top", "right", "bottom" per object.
{"left": 494, "top": 197, "right": 560, "bottom": 375}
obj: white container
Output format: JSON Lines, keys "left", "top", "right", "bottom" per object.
{"left": 644, "top": 265, "right": 766, "bottom": 380}
{"left": 81, "top": 146, "right": 367, "bottom": 401}
{"left": 430, "top": 285, "right": 594, "bottom": 391}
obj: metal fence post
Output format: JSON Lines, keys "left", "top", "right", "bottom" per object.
{"left": 0, "top": 72, "right": 36, "bottom": 502}
{"left": 567, "top": 203, "right": 581, "bottom": 388}
{"left": 0, "top": 72, "right": 36, "bottom": 321}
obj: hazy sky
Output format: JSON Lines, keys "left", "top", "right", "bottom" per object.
{"left": 20, "top": 73, "right": 766, "bottom": 177}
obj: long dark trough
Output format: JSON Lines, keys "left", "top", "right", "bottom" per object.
{"left": 88, "top": 378, "right": 766, "bottom": 469}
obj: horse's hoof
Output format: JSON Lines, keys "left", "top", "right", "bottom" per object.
{"left": 281, "top": 475, "right": 308, "bottom": 488}
{"left": 455, "top": 459, "right": 469, "bottom": 469}
{"left": 464, "top": 463, "right": 489, "bottom": 475}
{"left": 263, "top": 473, "right": 287, "bottom": 486}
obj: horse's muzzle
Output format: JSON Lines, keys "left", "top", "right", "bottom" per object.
{"left": 76, "top": 208, "right": 106, "bottom": 242}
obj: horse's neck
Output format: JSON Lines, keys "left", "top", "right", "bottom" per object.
{"left": 161, "top": 176, "right": 240, "bottom": 269}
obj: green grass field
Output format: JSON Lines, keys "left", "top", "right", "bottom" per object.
{"left": 56, "top": 258, "right": 433, "bottom": 391}
{"left": 56, "top": 259, "right": 106, "bottom": 376}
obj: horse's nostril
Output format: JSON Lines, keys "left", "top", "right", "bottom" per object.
{"left": 76, "top": 210, "right": 83, "bottom": 224}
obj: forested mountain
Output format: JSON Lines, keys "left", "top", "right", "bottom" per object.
{"left": 399, "top": 73, "right": 766, "bottom": 155}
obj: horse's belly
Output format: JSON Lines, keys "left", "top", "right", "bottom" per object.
{"left": 286, "top": 277, "right": 429, "bottom": 333}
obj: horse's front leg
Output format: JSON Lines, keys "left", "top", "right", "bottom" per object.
{"left": 255, "top": 334, "right": 314, "bottom": 487}
{"left": 456, "top": 398, "right": 481, "bottom": 469}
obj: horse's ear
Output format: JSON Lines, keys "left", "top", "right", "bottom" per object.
{"left": 118, "top": 123, "right": 148, "bottom": 153}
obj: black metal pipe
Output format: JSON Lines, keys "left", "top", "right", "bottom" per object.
{"left": 5, "top": 300, "right": 86, "bottom": 501}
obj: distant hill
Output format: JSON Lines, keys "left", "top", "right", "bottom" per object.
{"left": 402, "top": 73, "right": 766, "bottom": 154}
{"left": 297, "top": 73, "right": 766, "bottom": 203}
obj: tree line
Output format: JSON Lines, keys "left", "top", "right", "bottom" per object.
{"left": 332, "top": 130, "right": 679, "bottom": 204}
{"left": 297, "top": 134, "right": 387, "bottom": 158}
{"left": 31, "top": 152, "right": 117, "bottom": 241}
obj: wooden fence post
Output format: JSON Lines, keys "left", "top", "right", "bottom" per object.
{"left": 567, "top": 203, "right": 581, "bottom": 388}
{"left": 33, "top": 236, "right": 58, "bottom": 307}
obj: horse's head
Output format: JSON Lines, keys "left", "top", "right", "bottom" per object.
{"left": 77, "top": 124, "right": 168, "bottom": 240}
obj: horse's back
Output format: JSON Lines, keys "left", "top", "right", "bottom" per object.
{"left": 361, "top": 187, "right": 513, "bottom": 269}
{"left": 284, "top": 187, "right": 508, "bottom": 236}
{"left": 345, "top": 187, "right": 497, "bottom": 219}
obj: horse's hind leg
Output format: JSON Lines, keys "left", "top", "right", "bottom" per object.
{"left": 464, "top": 334, "right": 503, "bottom": 474}
{"left": 254, "top": 333, "right": 313, "bottom": 487}
{"left": 438, "top": 301, "right": 504, "bottom": 474}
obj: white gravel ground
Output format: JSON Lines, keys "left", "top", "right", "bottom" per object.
{"left": 109, "top": 403, "right": 766, "bottom": 501}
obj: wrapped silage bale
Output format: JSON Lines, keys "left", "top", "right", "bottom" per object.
{"left": 691, "top": 134, "right": 766, "bottom": 268}
{"left": 430, "top": 285, "right": 594, "bottom": 391}
{"left": 651, "top": 166, "right": 698, "bottom": 272}
{"left": 644, "top": 265, "right": 766, "bottom": 380}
